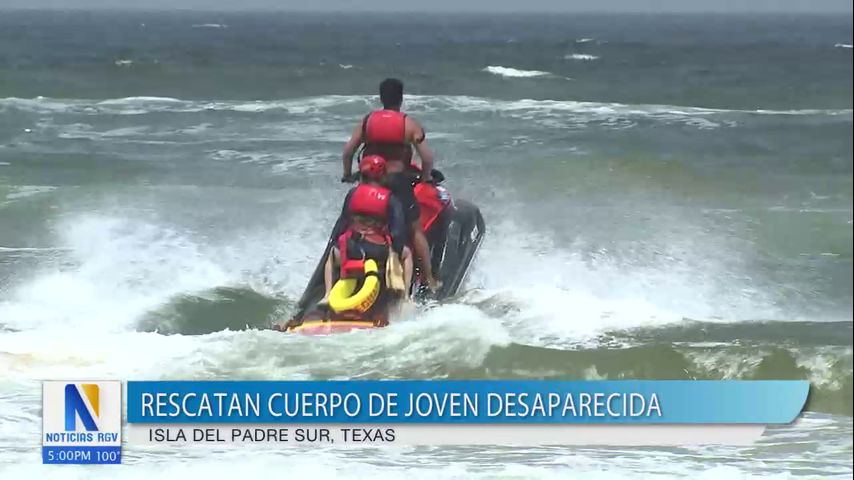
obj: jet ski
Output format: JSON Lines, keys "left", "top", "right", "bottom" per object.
{"left": 276, "top": 168, "right": 485, "bottom": 335}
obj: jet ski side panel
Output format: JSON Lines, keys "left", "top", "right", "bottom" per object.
{"left": 429, "top": 199, "right": 485, "bottom": 299}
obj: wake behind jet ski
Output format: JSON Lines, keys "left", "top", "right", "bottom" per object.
{"left": 276, "top": 162, "right": 485, "bottom": 335}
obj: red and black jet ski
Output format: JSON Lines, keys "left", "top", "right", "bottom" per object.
{"left": 277, "top": 168, "right": 485, "bottom": 335}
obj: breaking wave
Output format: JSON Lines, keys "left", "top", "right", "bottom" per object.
{"left": 565, "top": 54, "right": 600, "bottom": 61}
{"left": 483, "top": 66, "right": 551, "bottom": 78}
{"left": 3, "top": 95, "right": 850, "bottom": 119}
{"left": 0, "top": 207, "right": 849, "bottom": 418}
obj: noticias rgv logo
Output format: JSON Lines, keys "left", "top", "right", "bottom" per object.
{"left": 42, "top": 381, "right": 122, "bottom": 464}
{"left": 52, "top": 384, "right": 101, "bottom": 439}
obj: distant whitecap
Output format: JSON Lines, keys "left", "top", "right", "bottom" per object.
{"left": 483, "top": 66, "right": 550, "bottom": 78}
{"left": 565, "top": 54, "right": 599, "bottom": 61}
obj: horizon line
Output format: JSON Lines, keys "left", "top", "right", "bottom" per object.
{"left": 1, "top": 7, "right": 852, "bottom": 15}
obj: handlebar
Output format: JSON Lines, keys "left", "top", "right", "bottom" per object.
{"left": 341, "top": 173, "right": 360, "bottom": 184}
{"left": 340, "top": 168, "right": 445, "bottom": 186}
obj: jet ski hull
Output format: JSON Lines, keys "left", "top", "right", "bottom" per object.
{"left": 288, "top": 319, "right": 377, "bottom": 335}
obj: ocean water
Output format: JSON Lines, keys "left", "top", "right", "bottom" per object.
{"left": 0, "top": 10, "right": 852, "bottom": 479}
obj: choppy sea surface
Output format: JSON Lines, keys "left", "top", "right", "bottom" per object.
{"left": 0, "top": 11, "right": 852, "bottom": 479}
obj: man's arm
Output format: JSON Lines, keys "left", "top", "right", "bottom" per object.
{"left": 406, "top": 117, "right": 434, "bottom": 182}
{"left": 342, "top": 123, "right": 363, "bottom": 179}
{"left": 387, "top": 196, "right": 408, "bottom": 255}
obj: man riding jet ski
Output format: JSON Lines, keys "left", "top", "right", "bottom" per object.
{"left": 341, "top": 78, "right": 441, "bottom": 292}
{"left": 276, "top": 79, "right": 485, "bottom": 335}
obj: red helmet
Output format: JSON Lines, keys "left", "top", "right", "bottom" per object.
{"left": 359, "top": 155, "right": 387, "bottom": 180}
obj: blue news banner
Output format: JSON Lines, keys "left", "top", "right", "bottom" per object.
{"left": 127, "top": 380, "right": 808, "bottom": 424}
{"left": 40, "top": 380, "right": 810, "bottom": 464}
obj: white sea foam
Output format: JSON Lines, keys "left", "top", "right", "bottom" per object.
{"left": 483, "top": 66, "right": 550, "bottom": 78}
{"left": 207, "top": 149, "right": 336, "bottom": 174}
{"left": 565, "top": 53, "right": 600, "bottom": 61}
{"left": 576, "top": 38, "right": 595, "bottom": 43}
{"left": 55, "top": 123, "right": 152, "bottom": 141}
{"left": 0, "top": 246, "right": 68, "bottom": 252}
{"left": 338, "top": 64, "right": 354, "bottom": 69}
{"left": 2, "top": 95, "right": 850, "bottom": 120}
{"left": 834, "top": 43, "right": 853, "bottom": 49}
{"left": 413, "top": 95, "right": 852, "bottom": 120}
{"left": 113, "top": 59, "right": 134, "bottom": 67}
{"left": 458, "top": 216, "right": 783, "bottom": 349}
{"left": 100, "top": 95, "right": 184, "bottom": 104}
{"left": 0, "top": 215, "right": 229, "bottom": 333}
{"left": 192, "top": 23, "right": 227, "bottom": 28}
{"left": 4, "top": 185, "right": 56, "bottom": 201}
{"left": 0, "top": 191, "right": 782, "bottom": 351}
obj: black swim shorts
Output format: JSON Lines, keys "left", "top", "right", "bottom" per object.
{"left": 385, "top": 172, "right": 420, "bottom": 225}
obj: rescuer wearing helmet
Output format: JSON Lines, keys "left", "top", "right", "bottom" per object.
{"left": 321, "top": 155, "right": 413, "bottom": 304}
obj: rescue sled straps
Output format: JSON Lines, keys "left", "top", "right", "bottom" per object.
{"left": 328, "top": 259, "right": 381, "bottom": 313}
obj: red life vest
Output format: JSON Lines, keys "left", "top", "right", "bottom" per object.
{"left": 338, "top": 184, "right": 392, "bottom": 278}
{"left": 362, "top": 110, "right": 410, "bottom": 162}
